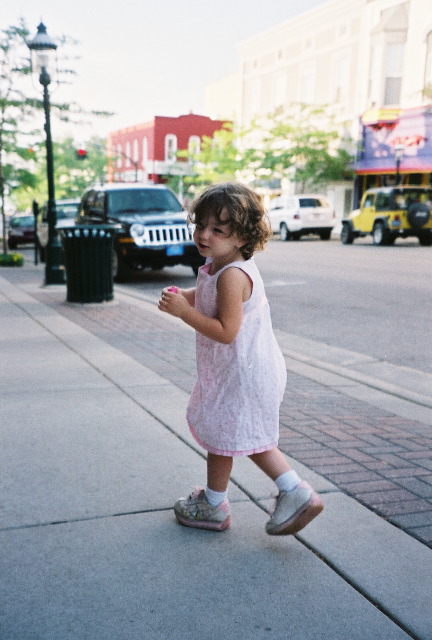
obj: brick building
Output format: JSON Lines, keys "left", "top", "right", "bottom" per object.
{"left": 107, "top": 113, "right": 226, "bottom": 184}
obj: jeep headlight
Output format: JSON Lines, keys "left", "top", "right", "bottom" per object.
{"left": 130, "top": 223, "right": 146, "bottom": 242}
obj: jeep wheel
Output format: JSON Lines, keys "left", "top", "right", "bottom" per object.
{"left": 407, "top": 203, "right": 430, "bottom": 229}
{"left": 319, "top": 229, "right": 332, "bottom": 241}
{"left": 372, "top": 222, "right": 391, "bottom": 246}
{"left": 341, "top": 223, "right": 354, "bottom": 244}
{"left": 280, "top": 223, "right": 291, "bottom": 241}
{"left": 112, "top": 250, "right": 132, "bottom": 283}
{"left": 418, "top": 230, "right": 432, "bottom": 246}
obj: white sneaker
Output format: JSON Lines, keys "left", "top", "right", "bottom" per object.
{"left": 174, "top": 488, "right": 231, "bottom": 531}
{"left": 266, "top": 481, "right": 324, "bottom": 536}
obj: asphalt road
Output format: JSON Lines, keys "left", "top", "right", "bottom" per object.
{"left": 255, "top": 237, "right": 432, "bottom": 375}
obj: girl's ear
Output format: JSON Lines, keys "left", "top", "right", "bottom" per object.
{"left": 236, "top": 236, "right": 247, "bottom": 250}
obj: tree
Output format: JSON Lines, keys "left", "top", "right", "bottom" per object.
{"left": 171, "top": 108, "right": 353, "bottom": 202}
{"left": 171, "top": 122, "right": 250, "bottom": 200}
{"left": 12, "top": 136, "right": 108, "bottom": 210}
{"left": 246, "top": 104, "right": 354, "bottom": 191}
{"left": 196, "top": 123, "right": 245, "bottom": 183}
{"left": 0, "top": 19, "right": 112, "bottom": 253}
{"left": 0, "top": 21, "right": 36, "bottom": 253}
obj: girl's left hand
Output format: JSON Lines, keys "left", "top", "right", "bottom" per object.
{"left": 158, "top": 287, "right": 189, "bottom": 317}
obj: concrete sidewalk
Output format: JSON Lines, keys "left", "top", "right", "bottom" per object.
{"left": 1, "top": 272, "right": 431, "bottom": 639}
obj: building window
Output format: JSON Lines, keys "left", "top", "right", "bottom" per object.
{"left": 383, "top": 42, "right": 404, "bottom": 105}
{"left": 188, "top": 135, "right": 200, "bottom": 158}
{"left": 300, "top": 66, "right": 315, "bottom": 103}
{"left": 165, "top": 134, "right": 177, "bottom": 163}
{"left": 125, "top": 141, "right": 131, "bottom": 167}
{"left": 332, "top": 54, "right": 349, "bottom": 103}
{"left": 116, "top": 144, "right": 122, "bottom": 168}
{"left": 424, "top": 31, "right": 432, "bottom": 95}
{"left": 338, "top": 24, "right": 347, "bottom": 38}
{"left": 133, "top": 138, "right": 139, "bottom": 163}
{"left": 273, "top": 72, "right": 286, "bottom": 109}
{"left": 142, "top": 136, "right": 148, "bottom": 163}
{"left": 245, "top": 78, "right": 261, "bottom": 119}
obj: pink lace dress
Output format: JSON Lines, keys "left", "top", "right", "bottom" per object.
{"left": 187, "top": 257, "right": 287, "bottom": 456}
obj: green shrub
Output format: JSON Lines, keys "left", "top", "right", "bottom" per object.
{"left": 0, "top": 253, "right": 24, "bottom": 267}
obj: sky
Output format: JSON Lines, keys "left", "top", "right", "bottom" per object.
{"left": 3, "top": 0, "right": 327, "bottom": 142}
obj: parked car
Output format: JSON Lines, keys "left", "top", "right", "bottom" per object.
{"left": 7, "top": 212, "right": 36, "bottom": 249}
{"left": 77, "top": 183, "right": 204, "bottom": 281}
{"left": 341, "top": 186, "right": 432, "bottom": 246}
{"left": 37, "top": 199, "right": 80, "bottom": 261}
{"left": 268, "top": 194, "right": 335, "bottom": 241}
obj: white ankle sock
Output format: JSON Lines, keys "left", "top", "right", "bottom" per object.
{"left": 205, "top": 486, "right": 228, "bottom": 507}
{"left": 275, "top": 470, "right": 301, "bottom": 493}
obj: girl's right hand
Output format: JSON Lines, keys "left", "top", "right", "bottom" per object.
{"left": 158, "top": 286, "right": 189, "bottom": 317}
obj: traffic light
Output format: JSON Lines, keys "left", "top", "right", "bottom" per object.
{"left": 76, "top": 148, "right": 87, "bottom": 160}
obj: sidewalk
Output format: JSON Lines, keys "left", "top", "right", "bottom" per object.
{"left": 1, "top": 263, "right": 431, "bottom": 639}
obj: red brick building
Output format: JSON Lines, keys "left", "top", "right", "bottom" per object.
{"left": 107, "top": 113, "right": 227, "bottom": 184}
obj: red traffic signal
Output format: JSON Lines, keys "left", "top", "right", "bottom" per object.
{"left": 76, "top": 148, "right": 87, "bottom": 159}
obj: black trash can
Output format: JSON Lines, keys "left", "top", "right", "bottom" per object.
{"left": 61, "top": 225, "right": 119, "bottom": 303}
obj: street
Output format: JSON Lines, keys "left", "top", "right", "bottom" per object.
{"left": 257, "top": 237, "right": 432, "bottom": 375}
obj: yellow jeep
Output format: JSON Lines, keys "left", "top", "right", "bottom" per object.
{"left": 341, "top": 186, "right": 432, "bottom": 246}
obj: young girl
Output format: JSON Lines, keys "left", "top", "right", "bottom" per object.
{"left": 158, "top": 182, "right": 323, "bottom": 535}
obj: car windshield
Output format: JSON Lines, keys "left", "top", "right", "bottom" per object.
{"left": 393, "top": 189, "right": 432, "bottom": 210}
{"left": 10, "top": 216, "right": 34, "bottom": 227}
{"left": 108, "top": 189, "right": 182, "bottom": 215}
{"left": 299, "top": 198, "right": 324, "bottom": 207}
{"left": 57, "top": 203, "right": 79, "bottom": 219}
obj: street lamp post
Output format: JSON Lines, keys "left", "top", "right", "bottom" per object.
{"left": 394, "top": 143, "right": 405, "bottom": 186}
{"left": 27, "top": 23, "right": 65, "bottom": 284}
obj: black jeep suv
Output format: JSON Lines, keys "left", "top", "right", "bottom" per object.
{"left": 77, "top": 183, "right": 203, "bottom": 281}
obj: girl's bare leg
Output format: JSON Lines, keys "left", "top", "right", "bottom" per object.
{"left": 207, "top": 452, "right": 233, "bottom": 492}
{"left": 250, "top": 447, "right": 324, "bottom": 536}
{"left": 249, "top": 447, "right": 293, "bottom": 480}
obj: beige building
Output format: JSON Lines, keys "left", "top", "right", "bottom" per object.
{"left": 204, "top": 0, "right": 432, "bottom": 216}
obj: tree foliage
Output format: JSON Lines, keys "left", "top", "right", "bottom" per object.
{"left": 183, "top": 105, "right": 354, "bottom": 199}
{"left": 244, "top": 104, "right": 354, "bottom": 191}
{"left": 0, "top": 20, "right": 35, "bottom": 252}
{"left": 13, "top": 136, "right": 108, "bottom": 210}
{"left": 0, "top": 19, "right": 112, "bottom": 252}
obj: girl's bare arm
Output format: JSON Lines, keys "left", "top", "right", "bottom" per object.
{"left": 159, "top": 268, "right": 250, "bottom": 344}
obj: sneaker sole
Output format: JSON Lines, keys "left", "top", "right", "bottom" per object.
{"left": 267, "top": 492, "right": 324, "bottom": 536}
{"left": 175, "top": 512, "right": 231, "bottom": 532}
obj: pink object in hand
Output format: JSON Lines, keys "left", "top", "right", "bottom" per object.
{"left": 167, "top": 287, "right": 178, "bottom": 293}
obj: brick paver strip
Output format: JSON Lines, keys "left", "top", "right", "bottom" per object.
{"left": 30, "top": 288, "right": 432, "bottom": 548}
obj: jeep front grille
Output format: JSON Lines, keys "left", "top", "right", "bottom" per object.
{"left": 133, "top": 223, "right": 192, "bottom": 247}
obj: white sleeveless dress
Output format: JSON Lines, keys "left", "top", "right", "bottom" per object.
{"left": 186, "top": 257, "right": 287, "bottom": 456}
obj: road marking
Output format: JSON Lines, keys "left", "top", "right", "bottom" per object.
{"left": 267, "top": 280, "right": 306, "bottom": 287}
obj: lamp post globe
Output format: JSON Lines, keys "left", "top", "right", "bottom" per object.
{"left": 27, "top": 23, "right": 65, "bottom": 285}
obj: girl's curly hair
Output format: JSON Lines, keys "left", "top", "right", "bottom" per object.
{"left": 188, "top": 182, "right": 271, "bottom": 260}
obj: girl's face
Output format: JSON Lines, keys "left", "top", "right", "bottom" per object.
{"left": 193, "top": 208, "right": 245, "bottom": 265}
